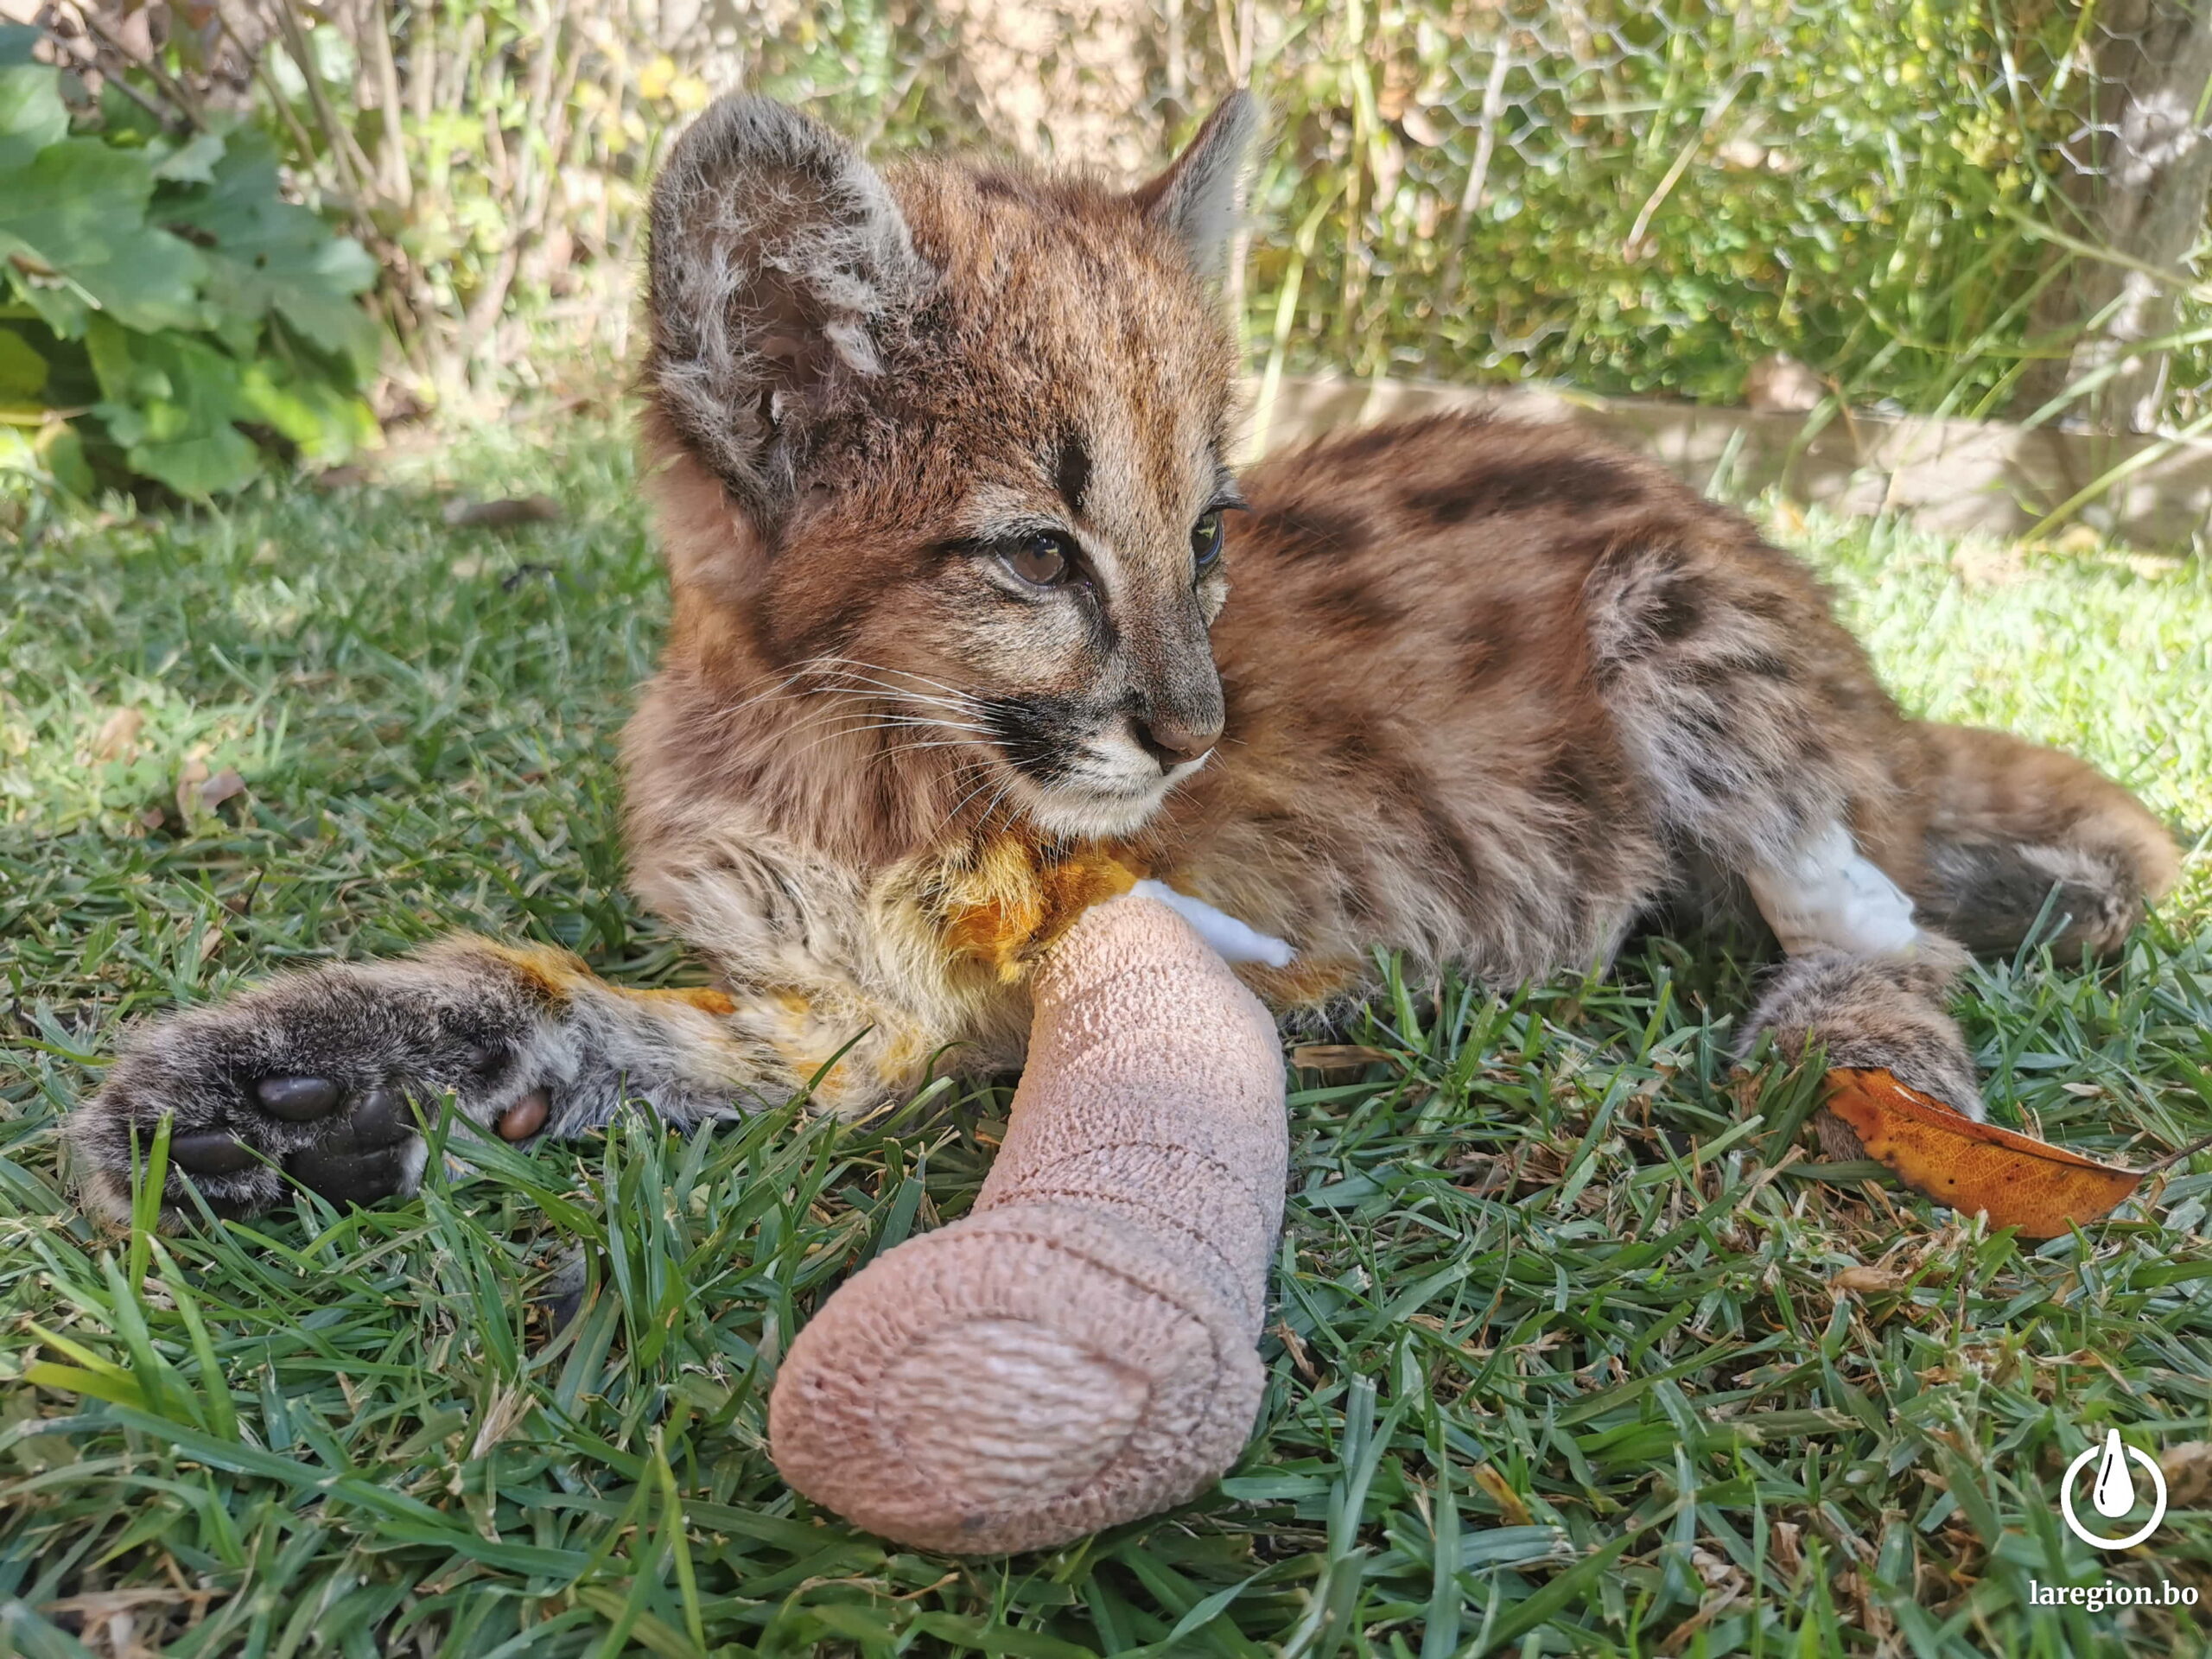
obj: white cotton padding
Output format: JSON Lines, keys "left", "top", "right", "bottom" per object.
{"left": 1128, "top": 880, "right": 1296, "bottom": 968}
{"left": 1744, "top": 821, "right": 1922, "bottom": 957}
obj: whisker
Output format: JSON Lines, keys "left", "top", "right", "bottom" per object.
{"left": 805, "top": 656, "right": 975, "bottom": 701}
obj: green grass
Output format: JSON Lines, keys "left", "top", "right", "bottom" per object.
{"left": 3, "top": 410, "right": 2210, "bottom": 1658}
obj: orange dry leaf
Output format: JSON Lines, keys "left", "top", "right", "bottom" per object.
{"left": 1821, "top": 1067, "right": 2147, "bottom": 1240}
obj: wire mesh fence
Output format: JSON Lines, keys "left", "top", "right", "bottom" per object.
{"left": 18, "top": 0, "right": 2212, "bottom": 442}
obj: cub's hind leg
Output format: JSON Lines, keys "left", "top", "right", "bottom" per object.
{"left": 1575, "top": 513, "right": 1986, "bottom": 1112}
{"left": 1903, "top": 722, "right": 2180, "bottom": 961}
{"left": 73, "top": 938, "right": 805, "bottom": 1222}
{"left": 1576, "top": 507, "right": 2176, "bottom": 1125}
{"left": 1731, "top": 721, "right": 2182, "bottom": 1141}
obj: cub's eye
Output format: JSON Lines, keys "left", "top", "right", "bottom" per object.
{"left": 1192, "top": 510, "right": 1227, "bottom": 573}
{"left": 1002, "top": 531, "right": 1076, "bottom": 587}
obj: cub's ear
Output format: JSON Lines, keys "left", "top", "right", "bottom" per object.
{"left": 1128, "top": 91, "right": 1262, "bottom": 279}
{"left": 645, "top": 94, "right": 925, "bottom": 526}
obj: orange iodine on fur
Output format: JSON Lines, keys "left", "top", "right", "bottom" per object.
{"left": 938, "top": 835, "right": 1143, "bottom": 982}
{"left": 615, "top": 984, "right": 740, "bottom": 1017}
{"left": 485, "top": 943, "right": 740, "bottom": 1017}
{"left": 1823, "top": 1066, "right": 2146, "bottom": 1239}
{"left": 479, "top": 941, "right": 596, "bottom": 1002}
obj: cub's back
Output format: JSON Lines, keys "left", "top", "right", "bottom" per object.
{"left": 1128, "top": 413, "right": 1904, "bottom": 992}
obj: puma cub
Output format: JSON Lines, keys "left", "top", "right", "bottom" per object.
{"left": 73, "top": 93, "right": 2177, "bottom": 1220}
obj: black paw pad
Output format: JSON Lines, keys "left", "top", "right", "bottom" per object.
{"left": 284, "top": 1084, "right": 419, "bottom": 1205}
{"left": 256, "top": 1077, "right": 341, "bottom": 1122}
{"left": 346, "top": 1084, "right": 414, "bottom": 1147}
{"left": 170, "top": 1131, "right": 257, "bottom": 1175}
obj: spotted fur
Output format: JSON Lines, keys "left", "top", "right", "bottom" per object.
{"left": 70, "top": 93, "right": 2178, "bottom": 1221}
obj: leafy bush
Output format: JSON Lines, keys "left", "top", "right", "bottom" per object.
{"left": 0, "top": 25, "right": 378, "bottom": 499}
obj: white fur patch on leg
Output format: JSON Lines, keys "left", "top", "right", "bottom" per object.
{"left": 1745, "top": 821, "right": 1922, "bottom": 957}
{"left": 1129, "top": 880, "right": 1295, "bottom": 968}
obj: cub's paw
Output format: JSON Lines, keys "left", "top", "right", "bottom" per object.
{"left": 1737, "top": 939, "right": 1982, "bottom": 1143}
{"left": 72, "top": 950, "right": 560, "bottom": 1222}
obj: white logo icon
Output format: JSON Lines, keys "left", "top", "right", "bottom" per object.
{"left": 2060, "top": 1429, "right": 2166, "bottom": 1550}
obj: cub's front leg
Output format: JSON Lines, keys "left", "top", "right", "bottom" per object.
{"left": 71, "top": 936, "right": 833, "bottom": 1222}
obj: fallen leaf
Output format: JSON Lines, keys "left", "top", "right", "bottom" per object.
{"left": 1822, "top": 1067, "right": 2148, "bottom": 1239}
{"left": 174, "top": 756, "right": 209, "bottom": 821}
{"left": 91, "top": 707, "right": 143, "bottom": 761}
{"left": 1291, "top": 1043, "right": 1394, "bottom": 1072}
{"left": 197, "top": 767, "right": 246, "bottom": 810}
{"left": 467, "top": 1384, "right": 535, "bottom": 1460}
{"left": 2161, "top": 1440, "right": 2212, "bottom": 1509}
{"left": 1269, "top": 1319, "right": 1320, "bottom": 1385}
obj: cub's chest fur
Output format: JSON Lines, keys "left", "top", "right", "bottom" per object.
{"left": 909, "top": 833, "right": 1357, "bottom": 1014}
{"left": 920, "top": 833, "right": 1146, "bottom": 982}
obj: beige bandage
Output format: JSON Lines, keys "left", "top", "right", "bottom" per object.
{"left": 767, "top": 893, "right": 1288, "bottom": 1554}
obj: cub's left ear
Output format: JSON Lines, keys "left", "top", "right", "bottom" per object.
{"left": 1129, "top": 91, "right": 1262, "bottom": 279}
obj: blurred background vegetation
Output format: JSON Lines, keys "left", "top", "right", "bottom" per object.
{"left": 5, "top": 0, "right": 2212, "bottom": 498}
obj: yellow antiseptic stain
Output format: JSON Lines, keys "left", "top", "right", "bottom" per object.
{"left": 485, "top": 942, "right": 743, "bottom": 1018}
{"left": 615, "top": 984, "right": 740, "bottom": 1017}
{"left": 938, "top": 834, "right": 1144, "bottom": 982}
{"left": 480, "top": 941, "right": 598, "bottom": 1001}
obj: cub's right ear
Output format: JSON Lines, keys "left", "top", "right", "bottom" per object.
{"left": 645, "top": 95, "right": 925, "bottom": 530}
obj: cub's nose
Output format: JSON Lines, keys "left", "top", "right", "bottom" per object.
{"left": 1134, "top": 714, "right": 1219, "bottom": 770}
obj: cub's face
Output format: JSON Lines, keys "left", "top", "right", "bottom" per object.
{"left": 643, "top": 95, "right": 1256, "bottom": 842}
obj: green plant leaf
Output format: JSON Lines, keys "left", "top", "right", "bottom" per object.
{"left": 4, "top": 263, "right": 91, "bottom": 338}
{"left": 238, "top": 356, "right": 376, "bottom": 461}
{"left": 85, "top": 316, "right": 265, "bottom": 496}
{"left": 0, "top": 61, "right": 67, "bottom": 168}
{"left": 126, "top": 426, "right": 261, "bottom": 497}
{"left": 0, "top": 323, "right": 48, "bottom": 403}
{"left": 38, "top": 421, "right": 93, "bottom": 496}
{"left": 150, "top": 128, "right": 228, "bottom": 185}
{"left": 160, "top": 128, "right": 381, "bottom": 373}
{"left": 0, "top": 138, "right": 206, "bottom": 334}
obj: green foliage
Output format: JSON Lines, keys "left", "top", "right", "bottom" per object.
{"left": 0, "top": 37, "right": 378, "bottom": 500}
{"left": 48, "top": 1, "right": 2202, "bottom": 438}
{"left": 1230, "top": 0, "right": 2120, "bottom": 414}
{"left": 1, "top": 410, "right": 2208, "bottom": 1655}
